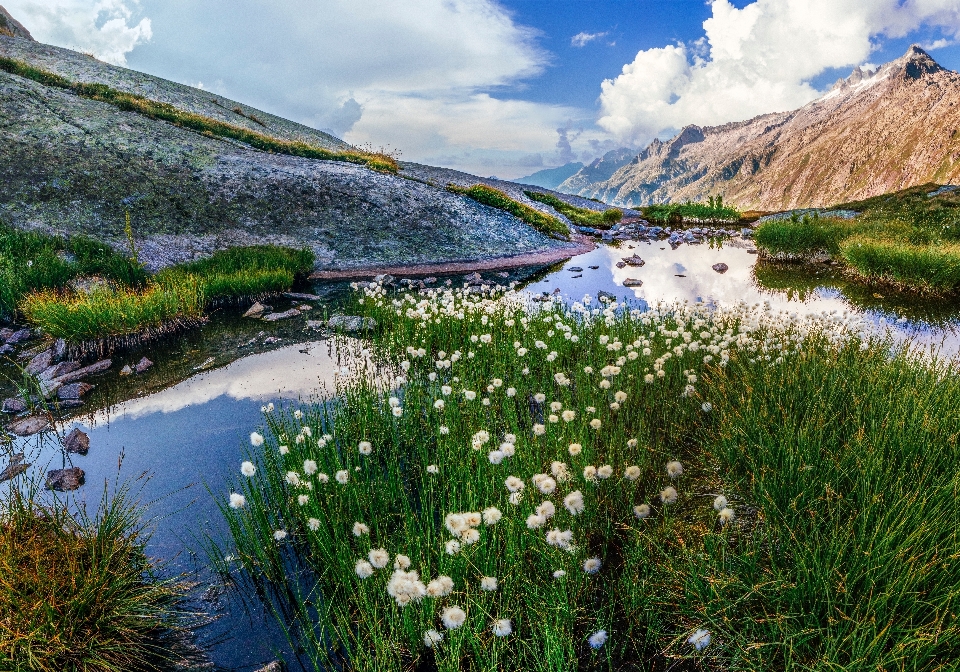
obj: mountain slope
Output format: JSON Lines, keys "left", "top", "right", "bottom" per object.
{"left": 560, "top": 46, "right": 960, "bottom": 211}
{"left": 0, "top": 24, "right": 591, "bottom": 273}
{"left": 513, "top": 163, "right": 583, "bottom": 190}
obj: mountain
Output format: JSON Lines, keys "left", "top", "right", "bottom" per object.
{"left": 514, "top": 162, "right": 583, "bottom": 190}
{"left": 559, "top": 46, "right": 960, "bottom": 211}
{"left": 0, "top": 14, "right": 590, "bottom": 273}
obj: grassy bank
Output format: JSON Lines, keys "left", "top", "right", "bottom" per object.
{"left": 0, "top": 486, "right": 180, "bottom": 671}
{"left": 0, "top": 56, "right": 397, "bottom": 173}
{"left": 216, "top": 281, "right": 960, "bottom": 670}
{"left": 643, "top": 196, "right": 741, "bottom": 225}
{"left": 447, "top": 184, "right": 570, "bottom": 239}
{"left": 523, "top": 191, "right": 622, "bottom": 230}
{"left": 754, "top": 184, "right": 960, "bottom": 293}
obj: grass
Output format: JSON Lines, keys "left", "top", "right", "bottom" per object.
{"left": 213, "top": 281, "right": 960, "bottom": 670}
{"left": 523, "top": 191, "right": 622, "bottom": 230}
{"left": 0, "top": 484, "right": 180, "bottom": 671}
{"left": 0, "top": 56, "right": 398, "bottom": 174}
{"left": 754, "top": 184, "right": 960, "bottom": 293}
{"left": 447, "top": 184, "right": 570, "bottom": 239}
{"left": 642, "top": 196, "right": 741, "bottom": 225}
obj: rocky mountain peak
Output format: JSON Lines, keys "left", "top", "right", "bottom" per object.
{"left": 0, "top": 6, "right": 33, "bottom": 41}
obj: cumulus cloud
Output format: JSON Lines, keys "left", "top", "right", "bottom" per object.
{"left": 572, "top": 31, "right": 608, "bottom": 47}
{"left": 6, "top": 0, "right": 151, "bottom": 65}
{"left": 598, "top": 0, "right": 960, "bottom": 144}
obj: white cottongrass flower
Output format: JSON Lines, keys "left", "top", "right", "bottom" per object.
{"left": 317, "top": 473, "right": 329, "bottom": 484}
{"left": 423, "top": 629, "right": 444, "bottom": 648}
{"left": 386, "top": 569, "right": 427, "bottom": 606}
{"left": 718, "top": 507, "right": 735, "bottom": 525}
{"left": 445, "top": 539, "right": 461, "bottom": 555}
{"left": 303, "top": 460, "right": 318, "bottom": 475}
{"left": 445, "top": 513, "right": 469, "bottom": 536}
{"left": 589, "top": 419, "right": 602, "bottom": 430}
{"left": 482, "top": 507, "right": 503, "bottom": 525}
{"left": 666, "top": 461, "right": 684, "bottom": 479}
{"left": 461, "top": 528, "right": 480, "bottom": 545}
{"left": 358, "top": 441, "right": 373, "bottom": 455}
{"left": 597, "top": 465, "right": 613, "bottom": 479}
{"left": 439, "top": 426, "right": 450, "bottom": 435}
{"left": 229, "top": 493, "right": 246, "bottom": 509}
{"left": 250, "top": 432, "right": 264, "bottom": 447}
{"left": 392, "top": 406, "right": 403, "bottom": 417}
{"left": 308, "top": 518, "right": 320, "bottom": 531}
{"left": 240, "top": 461, "right": 256, "bottom": 477}
{"left": 426, "top": 575, "right": 454, "bottom": 597}
{"left": 660, "top": 486, "right": 678, "bottom": 504}
{"left": 627, "top": 438, "right": 638, "bottom": 448}
{"left": 335, "top": 470, "right": 349, "bottom": 484}
{"left": 285, "top": 471, "right": 301, "bottom": 486}
{"left": 279, "top": 445, "right": 289, "bottom": 455}
{"left": 491, "top": 618, "right": 512, "bottom": 637}
{"left": 500, "top": 441, "right": 516, "bottom": 457}
{"left": 713, "top": 495, "right": 728, "bottom": 510}
{"left": 434, "top": 399, "right": 445, "bottom": 410}
{"left": 702, "top": 402, "right": 713, "bottom": 412}
{"left": 545, "top": 528, "right": 574, "bottom": 550}
{"left": 588, "top": 630, "right": 607, "bottom": 649}
{"left": 509, "top": 491, "right": 524, "bottom": 505}
{"left": 534, "top": 475, "right": 557, "bottom": 495}
{"left": 553, "top": 570, "right": 566, "bottom": 578}
{"left": 464, "top": 390, "right": 477, "bottom": 401}
{"left": 441, "top": 385, "right": 452, "bottom": 395}
{"left": 536, "top": 500, "right": 556, "bottom": 519}
{"left": 273, "top": 530, "right": 288, "bottom": 541}
{"left": 614, "top": 391, "right": 627, "bottom": 403}
{"left": 568, "top": 443, "right": 582, "bottom": 456}
{"left": 427, "top": 464, "right": 439, "bottom": 474}
{"left": 473, "top": 430, "right": 491, "bottom": 445}
{"left": 355, "top": 559, "right": 374, "bottom": 579}
{"left": 506, "top": 387, "right": 516, "bottom": 397}
{"left": 548, "top": 414, "right": 559, "bottom": 423}
{"left": 505, "top": 476, "right": 525, "bottom": 493}
{"left": 353, "top": 522, "right": 370, "bottom": 537}
{"left": 688, "top": 629, "right": 712, "bottom": 650}
{"left": 441, "top": 606, "right": 467, "bottom": 630}
{"left": 644, "top": 374, "right": 655, "bottom": 384}
{"left": 533, "top": 423, "right": 546, "bottom": 436}
{"left": 394, "top": 554, "right": 411, "bottom": 570}
{"left": 480, "top": 576, "right": 498, "bottom": 591}
{"left": 564, "top": 490, "right": 585, "bottom": 515}
{"left": 583, "top": 466, "right": 597, "bottom": 482}
{"left": 634, "top": 504, "right": 651, "bottom": 519}
{"left": 297, "top": 494, "right": 309, "bottom": 506}
{"left": 624, "top": 465, "right": 641, "bottom": 480}
{"left": 599, "top": 380, "right": 611, "bottom": 390}
{"left": 551, "top": 461, "right": 571, "bottom": 481}
{"left": 583, "top": 557, "right": 602, "bottom": 574}
{"left": 488, "top": 450, "right": 505, "bottom": 464}
{"left": 561, "top": 410, "right": 576, "bottom": 422}
{"left": 534, "top": 393, "right": 546, "bottom": 403}
{"left": 368, "top": 548, "right": 390, "bottom": 569}
{"left": 526, "top": 513, "right": 546, "bottom": 529}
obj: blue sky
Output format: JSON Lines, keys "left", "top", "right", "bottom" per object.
{"left": 8, "top": 0, "right": 960, "bottom": 178}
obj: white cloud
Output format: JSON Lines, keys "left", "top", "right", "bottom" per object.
{"left": 599, "top": 0, "right": 960, "bottom": 145}
{"left": 572, "top": 31, "right": 608, "bottom": 47}
{"left": 5, "top": 0, "right": 151, "bottom": 65}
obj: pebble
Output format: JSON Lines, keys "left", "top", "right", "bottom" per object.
{"left": 58, "top": 382, "right": 93, "bottom": 401}
{"left": 2, "top": 398, "right": 27, "bottom": 414}
{"left": 243, "top": 302, "right": 267, "bottom": 318}
{"left": 135, "top": 357, "right": 153, "bottom": 373}
{"left": 623, "top": 278, "right": 643, "bottom": 287}
{"left": 45, "top": 467, "right": 85, "bottom": 491}
{"left": 64, "top": 427, "right": 90, "bottom": 454}
{"left": 7, "top": 415, "right": 50, "bottom": 436}
{"left": 712, "top": 263, "right": 729, "bottom": 273}
{"left": 328, "top": 315, "right": 377, "bottom": 332}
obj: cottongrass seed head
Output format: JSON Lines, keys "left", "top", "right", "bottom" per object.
{"left": 355, "top": 560, "right": 374, "bottom": 579}
{"left": 250, "top": 432, "right": 264, "bottom": 447}
{"left": 713, "top": 495, "right": 728, "bottom": 510}
{"left": 719, "top": 507, "right": 736, "bottom": 524}
{"left": 589, "top": 630, "right": 608, "bottom": 649}
{"left": 688, "top": 628, "right": 712, "bottom": 650}
{"left": 634, "top": 504, "right": 651, "bottom": 519}
{"left": 353, "top": 522, "right": 370, "bottom": 537}
{"left": 480, "top": 576, "right": 498, "bottom": 591}
{"left": 229, "top": 492, "right": 246, "bottom": 509}
{"left": 424, "top": 629, "right": 444, "bottom": 648}
{"left": 240, "top": 461, "right": 256, "bottom": 477}
{"left": 491, "top": 618, "right": 513, "bottom": 637}
{"left": 583, "top": 557, "right": 602, "bottom": 574}
{"left": 666, "top": 460, "right": 684, "bottom": 478}
{"left": 441, "top": 606, "right": 467, "bottom": 630}
{"left": 660, "top": 486, "right": 678, "bottom": 504}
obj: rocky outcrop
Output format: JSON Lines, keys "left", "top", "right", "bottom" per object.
{"left": 560, "top": 46, "right": 960, "bottom": 211}
{"left": 0, "top": 24, "right": 589, "bottom": 273}
{"left": 0, "top": 6, "right": 32, "bottom": 40}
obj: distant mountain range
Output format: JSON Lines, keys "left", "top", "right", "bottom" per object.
{"left": 514, "top": 162, "right": 583, "bottom": 190}
{"left": 557, "top": 46, "right": 960, "bottom": 210}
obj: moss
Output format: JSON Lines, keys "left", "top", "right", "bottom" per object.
{"left": 447, "top": 184, "right": 569, "bottom": 239}
{"left": 523, "top": 190, "right": 622, "bottom": 229}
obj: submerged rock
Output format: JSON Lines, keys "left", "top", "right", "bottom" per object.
{"left": 55, "top": 359, "right": 111, "bottom": 384}
{"left": 58, "top": 382, "right": 93, "bottom": 401}
{"left": 284, "top": 292, "right": 322, "bottom": 301}
{"left": 712, "top": 263, "right": 729, "bottom": 273}
{"left": 2, "top": 398, "right": 27, "bottom": 414}
{"left": 243, "top": 302, "right": 267, "bottom": 318}
{"left": 622, "top": 278, "right": 644, "bottom": 287}
{"left": 64, "top": 428, "right": 90, "bottom": 455}
{"left": 7, "top": 415, "right": 50, "bottom": 436}
{"left": 328, "top": 315, "right": 377, "bottom": 332}
{"left": 45, "top": 467, "right": 85, "bottom": 491}
{"left": 25, "top": 349, "right": 53, "bottom": 375}
{"left": 0, "top": 454, "right": 29, "bottom": 483}
{"left": 135, "top": 357, "right": 153, "bottom": 373}
{"left": 262, "top": 309, "right": 301, "bottom": 322}
{"left": 120, "top": 365, "right": 133, "bottom": 376}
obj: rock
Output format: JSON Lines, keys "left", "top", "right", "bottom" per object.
{"left": 747, "top": 249, "right": 758, "bottom": 254}
{"left": 741, "top": 228, "right": 754, "bottom": 238}
{"left": 135, "top": 357, "right": 153, "bottom": 373}
{"left": 263, "top": 336, "right": 282, "bottom": 344}
{"left": 567, "top": 267, "right": 583, "bottom": 272}
{"left": 0, "top": 454, "right": 29, "bottom": 484}
{"left": 571, "top": 274, "right": 582, "bottom": 278}
{"left": 52, "top": 338, "right": 68, "bottom": 362}
{"left": 194, "top": 357, "right": 216, "bottom": 370}
{"left": 494, "top": 273, "right": 508, "bottom": 279}
{"left": 64, "top": 428, "right": 90, "bottom": 454}
{"left": 38, "top": 361, "right": 81, "bottom": 382}
{"left": 5, "top": 329, "right": 32, "bottom": 345}
{"left": 463, "top": 272, "right": 483, "bottom": 284}
{"left": 243, "top": 302, "right": 267, "bottom": 318}
{"left": 120, "top": 365, "right": 133, "bottom": 376}
{"left": 284, "top": 292, "right": 322, "bottom": 301}
{"left": 328, "top": 315, "right": 377, "bottom": 331}
{"left": 55, "top": 359, "right": 112, "bottom": 384}
{"left": 45, "top": 467, "right": 85, "bottom": 491}
{"left": 58, "top": 400, "right": 84, "bottom": 409}
{"left": 373, "top": 274, "right": 395, "bottom": 286}
{"left": 615, "top": 261, "right": 626, "bottom": 269}
{"left": 295, "top": 304, "right": 312, "bottom": 311}
{"left": 597, "top": 291, "right": 616, "bottom": 302}
{"left": 58, "top": 382, "right": 93, "bottom": 401}
{"left": 305, "top": 320, "right": 326, "bottom": 330}
{"left": 254, "top": 663, "right": 282, "bottom": 672}
{"left": 0, "top": 328, "right": 11, "bottom": 341}
{"left": 262, "top": 309, "right": 301, "bottom": 322}
{"left": 25, "top": 349, "right": 53, "bottom": 375}
{"left": 588, "top": 265, "right": 599, "bottom": 269}
{"left": 0, "top": 344, "right": 12, "bottom": 355}
{"left": 622, "top": 278, "right": 644, "bottom": 287}
{"left": 7, "top": 415, "right": 50, "bottom": 436}
{"left": 2, "top": 398, "right": 27, "bottom": 414}
{"left": 712, "top": 263, "right": 729, "bottom": 273}
{"left": 621, "top": 254, "right": 645, "bottom": 267}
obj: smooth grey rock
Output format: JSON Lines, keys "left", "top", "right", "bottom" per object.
{"left": 135, "top": 357, "right": 153, "bottom": 373}
{"left": 38, "top": 361, "right": 80, "bottom": 383}
{"left": 567, "top": 267, "right": 583, "bottom": 272}
{"left": 328, "top": 315, "right": 377, "bottom": 331}
{"left": 5, "top": 329, "right": 31, "bottom": 345}
{"left": 52, "top": 338, "right": 68, "bottom": 362}
{"left": 120, "top": 365, "right": 133, "bottom": 376}
{"left": 0, "top": 454, "right": 29, "bottom": 483}
{"left": 712, "top": 263, "right": 729, "bottom": 273}
{"left": 305, "top": 320, "right": 326, "bottom": 330}
{"left": 741, "top": 228, "right": 754, "bottom": 238}
{"left": 55, "top": 359, "right": 111, "bottom": 384}
{"left": 243, "top": 302, "right": 266, "bottom": 318}
{"left": 25, "top": 349, "right": 53, "bottom": 375}
{"left": 621, "top": 255, "right": 645, "bottom": 267}
{"left": 615, "top": 261, "right": 626, "bottom": 268}
{"left": 7, "top": 415, "right": 50, "bottom": 436}
{"left": 284, "top": 292, "right": 322, "bottom": 301}
{"left": 262, "top": 309, "right": 301, "bottom": 322}
{"left": 45, "top": 467, "right": 85, "bottom": 491}
{"left": 2, "top": 398, "right": 27, "bottom": 414}
{"left": 0, "top": 344, "right": 12, "bottom": 355}
{"left": 64, "top": 428, "right": 90, "bottom": 454}
{"left": 58, "top": 382, "right": 93, "bottom": 400}
{"left": 622, "top": 278, "right": 644, "bottom": 287}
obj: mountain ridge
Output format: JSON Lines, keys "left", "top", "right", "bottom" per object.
{"left": 559, "top": 45, "right": 960, "bottom": 210}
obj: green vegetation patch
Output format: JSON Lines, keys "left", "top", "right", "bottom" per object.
{"left": 524, "top": 191, "right": 622, "bottom": 230}
{"left": 447, "top": 184, "right": 570, "bottom": 239}
{"left": 840, "top": 235, "right": 960, "bottom": 291}
{"left": 215, "top": 285, "right": 960, "bottom": 670}
{"left": 642, "top": 196, "right": 741, "bottom": 225}
{"left": 753, "top": 213, "right": 850, "bottom": 255}
{"left": 0, "top": 56, "right": 398, "bottom": 173}
{"left": 0, "top": 487, "right": 180, "bottom": 671}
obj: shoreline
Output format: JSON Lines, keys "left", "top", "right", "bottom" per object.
{"left": 309, "top": 238, "right": 597, "bottom": 280}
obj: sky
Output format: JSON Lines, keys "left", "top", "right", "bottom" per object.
{"left": 6, "top": 0, "right": 960, "bottom": 178}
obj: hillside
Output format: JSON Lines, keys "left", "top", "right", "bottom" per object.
{"left": 559, "top": 46, "right": 960, "bottom": 211}
{"left": 0, "top": 21, "right": 607, "bottom": 273}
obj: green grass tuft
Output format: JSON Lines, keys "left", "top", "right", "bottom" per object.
{"left": 642, "top": 196, "right": 741, "bottom": 225}
{"left": 753, "top": 213, "right": 850, "bottom": 255}
{"left": 839, "top": 235, "right": 960, "bottom": 291}
{"left": 523, "top": 191, "right": 622, "bottom": 230}
{"left": 448, "top": 184, "right": 570, "bottom": 239}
